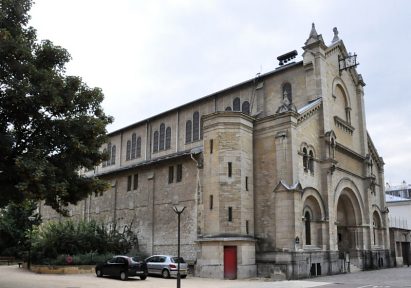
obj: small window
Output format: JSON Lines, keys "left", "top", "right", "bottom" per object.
{"left": 127, "top": 175, "right": 132, "bottom": 191}
{"left": 153, "top": 131, "right": 159, "bottom": 153}
{"left": 107, "top": 143, "right": 112, "bottom": 166}
{"left": 168, "top": 166, "right": 174, "bottom": 184}
{"left": 131, "top": 133, "right": 137, "bottom": 159}
{"left": 309, "top": 150, "right": 314, "bottom": 174}
{"left": 126, "top": 140, "right": 131, "bottom": 161}
{"left": 185, "top": 120, "right": 192, "bottom": 143}
{"left": 242, "top": 101, "right": 250, "bottom": 115}
{"left": 102, "top": 148, "right": 107, "bottom": 167}
{"left": 165, "top": 127, "right": 171, "bottom": 149}
{"left": 246, "top": 220, "right": 249, "bottom": 234}
{"left": 233, "top": 97, "right": 240, "bottom": 111}
{"left": 210, "top": 195, "right": 213, "bottom": 210}
{"left": 210, "top": 139, "right": 213, "bottom": 154}
{"left": 193, "top": 111, "right": 199, "bottom": 141}
{"left": 176, "top": 164, "right": 183, "bottom": 182}
{"left": 303, "top": 147, "right": 308, "bottom": 171}
{"left": 111, "top": 145, "right": 116, "bottom": 165}
{"left": 245, "top": 176, "right": 249, "bottom": 191}
{"left": 133, "top": 174, "right": 138, "bottom": 190}
{"left": 228, "top": 207, "right": 233, "bottom": 222}
{"left": 228, "top": 162, "right": 232, "bottom": 177}
{"left": 159, "top": 123, "right": 165, "bottom": 151}
{"left": 136, "top": 136, "right": 142, "bottom": 158}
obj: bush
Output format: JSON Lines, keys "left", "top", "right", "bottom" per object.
{"left": 32, "top": 253, "right": 113, "bottom": 265}
{"left": 31, "top": 219, "right": 139, "bottom": 264}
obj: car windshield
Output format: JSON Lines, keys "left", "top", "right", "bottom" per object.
{"left": 131, "top": 256, "right": 144, "bottom": 262}
{"left": 171, "top": 257, "right": 185, "bottom": 263}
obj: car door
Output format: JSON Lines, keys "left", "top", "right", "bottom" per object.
{"left": 115, "top": 256, "right": 129, "bottom": 276}
{"left": 104, "top": 257, "right": 117, "bottom": 276}
{"left": 156, "top": 256, "right": 167, "bottom": 274}
{"left": 146, "top": 256, "right": 158, "bottom": 274}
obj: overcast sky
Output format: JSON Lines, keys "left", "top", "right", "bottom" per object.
{"left": 29, "top": 0, "right": 411, "bottom": 185}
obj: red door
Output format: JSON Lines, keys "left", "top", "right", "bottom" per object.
{"left": 224, "top": 246, "right": 237, "bottom": 279}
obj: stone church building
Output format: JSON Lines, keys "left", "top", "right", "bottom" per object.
{"left": 40, "top": 24, "right": 390, "bottom": 279}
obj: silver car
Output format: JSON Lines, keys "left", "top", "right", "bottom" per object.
{"left": 145, "top": 255, "right": 188, "bottom": 278}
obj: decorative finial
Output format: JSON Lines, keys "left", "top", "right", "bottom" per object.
{"left": 332, "top": 27, "right": 339, "bottom": 43}
{"left": 309, "top": 23, "right": 318, "bottom": 38}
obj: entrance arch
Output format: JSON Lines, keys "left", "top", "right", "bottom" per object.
{"left": 372, "top": 210, "right": 383, "bottom": 247}
{"left": 335, "top": 185, "right": 364, "bottom": 252}
{"left": 302, "top": 188, "right": 326, "bottom": 247}
{"left": 305, "top": 211, "right": 311, "bottom": 245}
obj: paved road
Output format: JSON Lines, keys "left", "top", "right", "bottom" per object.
{"left": 308, "top": 267, "right": 411, "bottom": 288}
{"left": 0, "top": 265, "right": 410, "bottom": 288}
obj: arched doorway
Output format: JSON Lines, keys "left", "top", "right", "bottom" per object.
{"left": 305, "top": 211, "right": 311, "bottom": 245}
{"left": 336, "top": 188, "right": 363, "bottom": 252}
{"left": 372, "top": 211, "right": 383, "bottom": 247}
{"left": 302, "top": 192, "right": 325, "bottom": 248}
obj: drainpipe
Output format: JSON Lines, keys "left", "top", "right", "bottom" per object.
{"left": 113, "top": 180, "right": 118, "bottom": 228}
{"left": 190, "top": 148, "right": 203, "bottom": 237}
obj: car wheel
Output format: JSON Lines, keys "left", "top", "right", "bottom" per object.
{"left": 162, "top": 269, "right": 170, "bottom": 279}
{"left": 120, "top": 271, "right": 128, "bottom": 281}
{"left": 181, "top": 275, "right": 187, "bottom": 279}
{"left": 96, "top": 269, "right": 103, "bottom": 277}
{"left": 140, "top": 275, "right": 147, "bottom": 280}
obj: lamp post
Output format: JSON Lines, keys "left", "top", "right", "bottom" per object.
{"left": 172, "top": 205, "right": 185, "bottom": 288}
{"left": 27, "top": 216, "right": 36, "bottom": 270}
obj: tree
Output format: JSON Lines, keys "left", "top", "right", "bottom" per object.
{"left": 0, "top": 0, "right": 113, "bottom": 213}
{"left": 0, "top": 200, "right": 40, "bottom": 257}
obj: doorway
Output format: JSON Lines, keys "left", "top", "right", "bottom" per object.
{"left": 402, "top": 242, "right": 410, "bottom": 266}
{"left": 224, "top": 246, "right": 237, "bottom": 279}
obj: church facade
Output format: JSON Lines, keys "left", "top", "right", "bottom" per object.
{"left": 40, "top": 25, "right": 390, "bottom": 279}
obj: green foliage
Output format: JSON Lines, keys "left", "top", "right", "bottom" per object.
{"left": 37, "top": 253, "right": 114, "bottom": 266}
{"left": 31, "top": 219, "right": 140, "bottom": 264}
{"left": 0, "top": 0, "right": 113, "bottom": 213}
{"left": 0, "top": 200, "right": 41, "bottom": 257}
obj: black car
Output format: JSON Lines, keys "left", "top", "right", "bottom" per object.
{"left": 95, "top": 255, "right": 148, "bottom": 281}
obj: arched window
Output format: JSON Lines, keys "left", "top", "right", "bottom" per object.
{"left": 126, "top": 140, "right": 131, "bottom": 161}
{"left": 233, "top": 97, "right": 240, "bottom": 111}
{"left": 225, "top": 106, "right": 232, "bottom": 111}
{"left": 330, "top": 138, "right": 336, "bottom": 159}
{"left": 131, "top": 133, "right": 136, "bottom": 159}
{"left": 159, "top": 123, "right": 165, "bottom": 150}
{"left": 185, "top": 120, "right": 192, "bottom": 143}
{"left": 303, "top": 147, "right": 308, "bottom": 171}
{"left": 242, "top": 101, "right": 250, "bottom": 115}
{"left": 107, "top": 143, "right": 112, "bottom": 166}
{"left": 136, "top": 136, "right": 141, "bottom": 157}
{"left": 305, "top": 211, "right": 311, "bottom": 245}
{"left": 111, "top": 145, "right": 116, "bottom": 165}
{"left": 309, "top": 150, "right": 314, "bottom": 174}
{"left": 193, "top": 111, "right": 199, "bottom": 141}
{"left": 282, "top": 83, "right": 292, "bottom": 104}
{"left": 153, "top": 131, "right": 159, "bottom": 153}
{"left": 102, "top": 148, "right": 107, "bottom": 167}
{"left": 165, "top": 127, "right": 171, "bottom": 149}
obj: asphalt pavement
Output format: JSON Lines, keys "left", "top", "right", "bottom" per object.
{"left": 0, "top": 265, "right": 410, "bottom": 288}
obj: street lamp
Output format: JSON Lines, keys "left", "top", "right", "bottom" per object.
{"left": 172, "top": 205, "right": 185, "bottom": 288}
{"left": 27, "top": 216, "right": 36, "bottom": 270}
